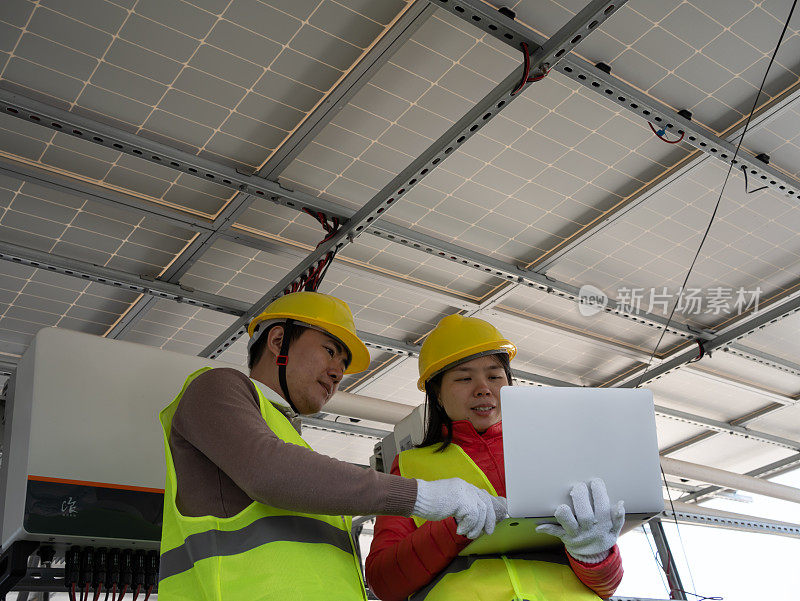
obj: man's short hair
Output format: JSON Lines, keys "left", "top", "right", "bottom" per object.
{"left": 247, "top": 321, "right": 305, "bottom": 370}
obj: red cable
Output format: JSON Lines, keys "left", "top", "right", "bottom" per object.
{"left": 143, "top": 585, "right": 153, "bottom": 601}
{"left": 70, "top": 583, "right": 76, "bottom": 601}
{"left": 512, "top": 42, "right": 532, "bottom": 95}
{"left": 132, "top": 584, "right": 141, "bottom": 601}
{"left": 111, "top": 583, "right": 117, "bottom": 601}
{"left": 84, "top": 583, "right": 90, "bottom": 601}
{"left": 649, "top": 122, "right": 685, "bottom": 144}
{"left": 93, "top": 582, "right": 103, "bottom": 601}
{"left": 118, "top": 584, "right": 128, "bottom": 600}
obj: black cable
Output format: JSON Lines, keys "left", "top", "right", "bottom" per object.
{"left": 741, "top": 165, "right": 769, "bottom": 194}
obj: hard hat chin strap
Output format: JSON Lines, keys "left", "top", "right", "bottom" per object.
{"left": 276, "top": 319, "right": 300, "bottom": 414}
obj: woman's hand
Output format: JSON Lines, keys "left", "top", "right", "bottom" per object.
{"left": 535, "top": 478, "right": 624, "bottom": 563}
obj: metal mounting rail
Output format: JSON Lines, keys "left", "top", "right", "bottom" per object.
{"left": 616, "top": 290, "right": 800, "bottom": 387}
{"left": 663, "top": 503, "right": 800, "bottom": 539}
{"left": 0, "top": 155, "right": 213, "bottom": 232}
{"left": 198, "top": 0, "right": 628, "bottom": 359}
{"left": 368, "top": 222, "right": 714, "bottom": 342}
{"left": 654, "top": 404, "right": 800, "bottom": 451}
{"left": 0, "top": 241, "right": 250, "bottom": 316}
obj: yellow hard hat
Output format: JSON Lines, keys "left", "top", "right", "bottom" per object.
{"left": 417, "top": 314, "right": 516, "bottom": 390}
{"left": 247, "top": 291, "right": 370, "bottom": 374}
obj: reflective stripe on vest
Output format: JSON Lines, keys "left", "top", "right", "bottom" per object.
{"left": 160, "top": 514, "right": 354, "bottom": 580}
{"left": 398, "top": 444, "right": 600, "bottom": 601}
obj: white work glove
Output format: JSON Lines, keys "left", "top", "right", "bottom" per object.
{"left": 535, "top": 478, "right": 624, "bottom": 563}
{"left": 413, "top": 478, "right": 508, "bottom": 539}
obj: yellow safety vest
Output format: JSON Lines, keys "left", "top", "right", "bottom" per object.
{"left": 399, "top": 444, "right": 600, "bottom": 601}
{"left": 158, "top": 367, "right": 367, "bottom": 601}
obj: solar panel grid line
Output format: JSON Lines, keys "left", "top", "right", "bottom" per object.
{"left": 197, "top": 0, "right": 632, "bottom": 359}
{"left": 253, "top": 0, "right": 436, "bottom": 180}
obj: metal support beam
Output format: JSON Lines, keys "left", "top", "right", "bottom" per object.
{"left": 723, "top": 345, "right": 800, "bottom": 379}
{"left": 0, "top": 155, "right": 213, "bottom": 232}
{"left": 654, "top": 404, "right": 800, "bottom": 452}
{"left": 220, "top": 231, "right": 479, "bottom": 312}
{"left": 679, "top": 452, "right": 800, "bottom": 505}
{"left": 663, "top": 500, "right": 800, "bottom": 539}
{"left": 648, "top": 518, "right": 687, "bottom": 600}
{"left": 199, "top": 0, "right": 628, "bottom": 359}
{"left": 0, "top": 240, "right": 250, "bottom": 315}
{"left": 616, "top": 291, "right": 800, "bottom": 387}
{"left": 681, "top": 367, "right": 797, "bottom": 406}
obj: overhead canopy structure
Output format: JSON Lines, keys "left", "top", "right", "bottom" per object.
{"left": 1, "top": 0, "right": 800, "bottom": 516}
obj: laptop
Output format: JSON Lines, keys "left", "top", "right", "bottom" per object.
{"left": 460, "top": 387, "right": 663, "bottom": 556}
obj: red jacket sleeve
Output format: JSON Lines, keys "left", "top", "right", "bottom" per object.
{"left": 567, "top": 544, "right": 624, "bottom": 599}
{"left": 365, "top": 457, "right": 471, "bottom": 601}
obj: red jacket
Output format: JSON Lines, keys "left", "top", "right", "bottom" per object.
{"left": 365, "top": 420, "right": 623, "bottom": 600}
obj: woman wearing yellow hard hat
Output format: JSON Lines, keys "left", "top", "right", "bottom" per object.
{"left": 366, "top": 314, "right": 625, "bottom": 601}
{"left": 160, "top": 293, "right": 504, "bottom": 601}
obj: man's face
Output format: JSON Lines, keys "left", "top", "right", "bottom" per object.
{"left": 285, "top": 328, "right": 349, "bottom": 414}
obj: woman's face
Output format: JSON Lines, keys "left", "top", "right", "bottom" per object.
{"left": 438, "top": 354, "right": 509, "bottom": 432}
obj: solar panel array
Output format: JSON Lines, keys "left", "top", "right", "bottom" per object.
{"left": 1, "top": 0, "right": 800, "bottom": 491}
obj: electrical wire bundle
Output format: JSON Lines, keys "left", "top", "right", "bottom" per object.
{"left": 282, "top": 209, "right": 342, "bottom": 295}
{"left": 65, "top": 547, "right": 157, "bottom": 601}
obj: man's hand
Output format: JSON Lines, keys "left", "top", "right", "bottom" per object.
{"left": 413, "top": 478, "right": 508, "bottom": 539}
{"left": 535, "top": 478, "right": 624, "bottom": 563}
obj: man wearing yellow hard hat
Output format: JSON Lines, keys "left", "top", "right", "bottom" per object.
{"left": 158, "top": 292, "right": 507, "bottom": 600}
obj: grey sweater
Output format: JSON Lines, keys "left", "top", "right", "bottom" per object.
{"left": 168, "top": 368, "right": 417, "bottom": 518}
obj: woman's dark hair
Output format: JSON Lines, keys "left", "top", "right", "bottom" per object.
{"left": 417, "top": 352, "right": 513, "bottom": 452}
{"left": 248, "top": 321, "right": 305, "bottom": 370}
